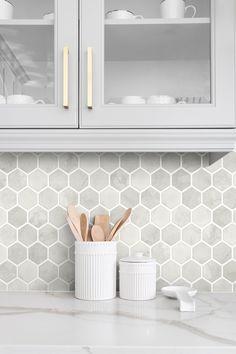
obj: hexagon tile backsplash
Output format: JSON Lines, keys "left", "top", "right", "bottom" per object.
{"left": 0, "top": 152, "right": 236, "bottom": 292}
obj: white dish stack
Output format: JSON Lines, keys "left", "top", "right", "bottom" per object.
{"left": 119, "top": 253, "right": 156, "bottom": 300}
{"left": 75, "top": 241, "right": 117, "bottom": 300}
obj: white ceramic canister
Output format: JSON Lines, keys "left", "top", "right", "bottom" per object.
{"left": 119, "top": 253, "right": 156, "bottom": 300}
{"left": 75, "top": 241, "right": 117, "bottom": 300}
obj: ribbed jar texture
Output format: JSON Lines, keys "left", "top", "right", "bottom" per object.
{"left": 75, "top": 242, "right": 117, "bottom": 300}
{"left": 119, "top": 262, "right": 156, "bottom": 300}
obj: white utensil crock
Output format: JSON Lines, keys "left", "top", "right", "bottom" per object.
{"left": 119, "top": 253, "right": 156, "bottom": 301}
{"left": 0, "top": 0, "right": 13, "bottom": 19}
{"left": 75, "top": 241, "right": 117, "bottom": 300}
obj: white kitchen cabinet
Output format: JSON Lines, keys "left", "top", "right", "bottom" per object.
{"left": 81, "top": 0, "right": 236, "bottom": 129}
{"left": 0, "top": 0, "right": 235, "bottom": 152}
{"left": 0, "top": 0, "right": 78, "bottom": 128}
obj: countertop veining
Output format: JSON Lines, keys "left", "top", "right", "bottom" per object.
{"left": 0, "top": 292, "right": 236, "bottom": 354}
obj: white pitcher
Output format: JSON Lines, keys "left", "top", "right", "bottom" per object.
{"left": 0, "top": 0, "right": 14, "bottom": 20}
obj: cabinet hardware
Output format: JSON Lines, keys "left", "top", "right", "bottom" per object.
{"left": 63, "top": 47, "right": 69, "bottom": 109}
{"left": 87, "top": 47, "right": 93, "bottom": 109}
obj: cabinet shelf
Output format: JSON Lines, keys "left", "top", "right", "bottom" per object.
{"left": 0, "top": 19, "right": 54, "bottom": 26}
{"left": 105, "top": 18, "right": 210, "bottom": 25}
{"left": 105, "top": 20, "right": 210, "bottom": 61}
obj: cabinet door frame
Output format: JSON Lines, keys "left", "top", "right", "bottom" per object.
{"left": 0, "top": 0, "right": 78, "bottom": 128}
{"left": 80, "top": 0, "right": 235, "bottom": 129}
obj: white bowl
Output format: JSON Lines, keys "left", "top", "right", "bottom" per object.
{"left": 121, "top": 96, "right": 146, "bottom": 104}
{"left": 0, "top": 95, "right": 6, "bottom": 104}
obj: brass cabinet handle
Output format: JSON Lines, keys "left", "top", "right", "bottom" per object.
{"left": 87, "top": 47, "right": 93, "bottom": 109}
{"left": 63, "top": 47, "right": 69, "bottom": 109}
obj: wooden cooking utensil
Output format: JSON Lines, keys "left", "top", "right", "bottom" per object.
{"left": 91, "top": 225, "right": 105, "bottom": 242}
{"left": 80, "top": 213, "right": 89, "bottom": 241}
{"left": 67, "top": 216, "right": 83, "bottom": 242}
{"left": 107, "top": 208, "right": 132, "bottom": 241}
{"left": 67, "top": 205, "right": 82, "bottom": 238}
{"left": 94, "top": 215, "right": 110, "bottom": 239}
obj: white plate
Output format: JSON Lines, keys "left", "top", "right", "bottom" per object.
{"left": 161, "top": 286, "right": 197, "bottom": 299}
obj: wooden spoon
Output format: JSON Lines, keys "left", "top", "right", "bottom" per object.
{"left": 91, "top": 225, "right": 105, "bottom": 242}
{"left": 67, "top": 216, "right": 83, "bottom": 242}
{"left": 107, "top": 208, "right": 132, "bottom": 241}
{"left": 80, "top": 213, "right": 88, "bottom": 241}
{"left": 67, "top": 205, "right": 82, "bottom": 238}
{"left": 95, "top": 215, "right": 110, "bottom": 239}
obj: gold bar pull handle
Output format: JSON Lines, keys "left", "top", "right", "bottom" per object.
{"left": 87, "top": 47, "right": 93, "bottom": 109}
{"left": 63, "top": 47, "right": 69, "bottom": 109}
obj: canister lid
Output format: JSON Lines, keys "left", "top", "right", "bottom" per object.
{"left": 120, "top": 252, "right": 155, "bottom": 263}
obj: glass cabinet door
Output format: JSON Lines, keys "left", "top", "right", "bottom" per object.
{"left": 81, "top": 0, "right": 235, "bottom": 128}
{"left": 0, "top": 0, "right": 78, "bottom": 128}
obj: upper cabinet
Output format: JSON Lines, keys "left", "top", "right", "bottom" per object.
{"left": 81, "top": 0, "right": 235, "bottom": 129}
{"left": 0, "top": 0, "right": 78, "bottom": 128}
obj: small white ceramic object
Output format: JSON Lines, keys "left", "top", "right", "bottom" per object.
{"left": 119, "top": 253, "right": 156, "bottom": 301}
{"left": 0, "top": 95, "right": 6, "bottom": 104}
{"left": 176, "top": 289, "right": 196, "bottom": 312}
{"left": 43, "top": 12, "right": 54, "bottom": 20}
{"left": 121, "top": 96, "right": 146, "bottom": 104}
{"left": 75, "top": 241, "right": 117, "bottom": 300}
{"left": 0, "top": 0, "right": 14, "bottom": 20}
{"left": 160, "top": 0, "right": 196, "bottom": 19}
{"left": 147, "top": 95, "right": 176, "bottom": 105}
{"left": 161, "top": 286, "right": 197, "bottom": 312}
{"left": 161, "top": 286, "right": 197, "bottom": 299}
{"left": 105, "top": 10, "right": 143, "bottom": 20}
{"left": 7, "top": 95, "right": 45, "bottom": 104}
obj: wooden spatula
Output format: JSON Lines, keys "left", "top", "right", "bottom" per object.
{"left": 80, "top": 213, "right": 88, "bottom": 241}
{"left": 67, "top": 216, "right": 83, "bottom": 242}
{"left": 107, "top": 208, "right": 132, "bottom": 241}
{"left": 94, "top": 215, "right": 110, "bottom": 239}
{"left": 67, "top": 205, "right": 82, "bottom": 238}
{"left": 91, "top": 225, "right": 105, "bottom": 242}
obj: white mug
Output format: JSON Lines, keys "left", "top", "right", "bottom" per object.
{"left": 0, "top": 95, "right": 6, "bottom": 104}
{"left": 7, "top": 95, "right": 45, "bottom": 104}
{"left": 121, "top": 96, "right": 146, "bottom": 104}
{"left": 147, "top": 95, "right": 176, "bottom": 104}
{"left": 105, "top": 10, "right": 143, "bottom": 20}
{"left": 160, "top": 0, "right": 196, "bottom": 19}
{"left": 0, "top": 0, "right": 14, "bottom": 20}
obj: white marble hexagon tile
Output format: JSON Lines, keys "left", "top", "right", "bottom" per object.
{"left": 0, "top": 152, "right": 236, "bottom": 292}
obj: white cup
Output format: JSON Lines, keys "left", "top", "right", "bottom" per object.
{"left": 0, "top": 0, "right": 14, "bottom": 20}
{"left": 7, "top": 95, "right": 45, "bottom": 104}
{"left": 160, "top": 0, "right": 196, "bottom": 19}
{"left": 147, "top": 95, "right": 176, "bottom": 104}
{"left": 0, "top": 95, "right": 6, "bottom": 104}
{"left": 105, "top": 10, "right": 143, "bottom": 20}
{"left": 121, "top": 96, "right": 146, "bottom": 104}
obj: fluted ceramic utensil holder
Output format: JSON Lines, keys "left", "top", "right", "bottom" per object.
{"left": 75, "top": 241, "right": 117, "bottom": 300}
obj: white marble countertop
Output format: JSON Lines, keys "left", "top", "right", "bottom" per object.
{"left": 0, "top": 292, "right": 236, "bottom": 354}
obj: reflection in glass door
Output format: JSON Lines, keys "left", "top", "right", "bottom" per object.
{"left": 0, "top": 0, "right": 55, "bottom": 105}
{"left": 104, "top": 0, "right": 211, "bottom": 106}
